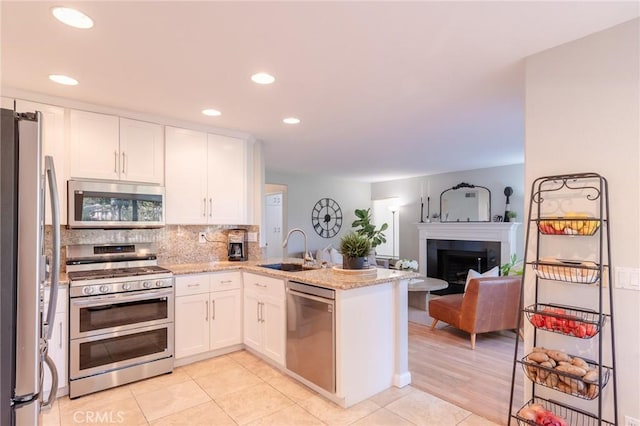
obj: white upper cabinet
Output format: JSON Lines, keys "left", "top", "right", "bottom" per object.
{"left": 70, "top": 110, "right": 120, "bottom": 181}
{"left": 119, "top": 118, "right": 164, "bottom": 184}
{"left": 70, "top": 110, "right": 164, "bottom": 184}
{"left": 14, "top": 100, "right": 67, "bottom": 225}
{"left": 166, "top": 126, "right": 247, "bottom": 225}
{"left": 207, "top": 134, "right": 247, "bottom": 224}
{"left": 165, "top": 127, "right": 209, "bottom": 224}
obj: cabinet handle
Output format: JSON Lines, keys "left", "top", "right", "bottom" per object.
{"left": 220, "top": 280, "right": 232, "bottom": 284}
{"left": 205, "top": 300, "right": 208, "bottom": 321}
{"left": 254, "top": 283, "right": 267, "bottom": 288}
{"left": 121, "top": 152, "right": 126, "bottom": 174}
{"left": 256, "top": 301, "right": 260, "bottom": 322}
{"left": 209, "top": 198, "right": 213, "bottom": 217}
{"left": 187, "top": 283, "right": 200, "bottom": 288}
{"left": 202, "top": 198, "right": 207, "bottom": 216}
{"left": 114, "top": 150, "right": 118, "bottom": 173}
{"left": 58, "top": 321, "right": 62, "bottom": 349}
{"left": 212, "top": 300, "right": 216, "bottom": 320}
{"left": 260, "top": 302, "right": 265, "bottom": 323}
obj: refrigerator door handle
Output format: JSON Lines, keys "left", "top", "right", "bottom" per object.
{"left": 40, "top": 343, "right": 58, "bottom": 407}
{"left": 44, "top": 155, "right": 60, "bottom": 340}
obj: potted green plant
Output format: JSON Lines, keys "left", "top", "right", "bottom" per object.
{"left": 351, "top": 208, "right": 388, "bottom": 248}
{"left": 500, "top": 253, "right": 524, "bottom": 276}
{"left": 339, "top": 232, "right": 372, "bottom": 269}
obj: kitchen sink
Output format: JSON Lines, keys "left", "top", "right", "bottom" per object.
{"left": 259, "top": 263, "right": 310, "bottom": 272}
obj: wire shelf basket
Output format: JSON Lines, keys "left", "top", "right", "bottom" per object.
{"left": 537, "top": 218, "right": 600, "bottom": 236}
{"left": 513, "top": 397, "right": 614, "bottom": 426}
{"left": 524, "top": 303, "right": 602, "bottom": 338}
{"left": 531, "top": 259, "right": 600, "bottom": 284}
{"left": 520, "top": 353, "right": 610, "bottom": 400}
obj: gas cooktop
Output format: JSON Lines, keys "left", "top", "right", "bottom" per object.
{"left": 68, "top": 265, "right": 171, "bottom": 281}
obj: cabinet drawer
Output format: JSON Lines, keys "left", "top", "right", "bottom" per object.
{"left": 175, "top": 274, "right": 210, "bottom": 296}
{"left": 243, "top": 272, "right": 284, "bottom": 299}
{"left": 210, "top": 271, "right": 242, "bottom": 292}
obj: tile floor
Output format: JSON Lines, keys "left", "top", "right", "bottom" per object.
{"left": 41, "top": 350, "right": 499, "bottom": 426}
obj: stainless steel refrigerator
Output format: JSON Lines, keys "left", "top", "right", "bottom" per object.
{"left": 1, "top": 108, "right": 61, "bottom": 425}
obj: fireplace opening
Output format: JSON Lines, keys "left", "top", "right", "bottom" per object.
{"left": 427, "top": 239, "right": 500, "bottom": 295}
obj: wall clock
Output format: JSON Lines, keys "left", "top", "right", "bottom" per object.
{"left": 311, "top": 198, "right": 343, "bottom": 238}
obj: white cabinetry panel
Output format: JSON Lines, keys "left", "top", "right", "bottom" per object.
{"left": 119, "top": 118, "right": 164, "bottom": 184}
{"left": 166, "top": 127, "right": 247, "bottom": 225}
{"left": 69, "top": 110, "right": 120, "bottom": 181}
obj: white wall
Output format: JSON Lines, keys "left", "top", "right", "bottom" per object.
{"left": 266, "top": 171, "right": 371, "bottom": 256}
{"left": 371, "top": 163, "right": 525, "bottom": 265}
{"left": 525, "top": 18, "right": 639, "bottom": 421}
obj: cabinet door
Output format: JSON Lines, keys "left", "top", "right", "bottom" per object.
{"left": 207, "top": 134, "right": 247, "bottom": 224}
{"left": 210, "top": 289, "right": 242, "bottom": 350}
{"left": 14, "top": 100, "right": 67, "bottom": 225}
{"left": 243, "top": 291, "right": 262, "bottom": 353}
{"left": 175, "top": 293, "right": 210, "bottom": 359}
{"left": 69, "top": 110, "right": 120, "bottom": 180}
{"left": 1, "top": 96, "right": 13, "bottom": 109}
{"left": 165, "top": 126, "right": 208, "bottom": 224}
{"left": 262, "top": 296, "right": 285, "bottom": 366}
{"left": 119, "top": 118, "right": 164, "bottom": 184}
{"left": 42, "top": 311, "right": 67, "bottom": 400}
{"left": 42, "top": 287, "right": 67, "bottom": 398}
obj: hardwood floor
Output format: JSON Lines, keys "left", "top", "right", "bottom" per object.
{"left": 408, "top": 320, "right": 524, "bottom": 425}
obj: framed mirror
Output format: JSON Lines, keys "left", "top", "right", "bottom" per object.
{"left": 440, "top": 182, "right": 491, "bottom": 222}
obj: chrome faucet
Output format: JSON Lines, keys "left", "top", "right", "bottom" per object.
{"left": 282, "top": 228, "right": 314, "bottom": 266}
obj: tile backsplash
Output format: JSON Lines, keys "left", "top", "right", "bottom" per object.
{"left": 46, "top": 224, "right": 261, "bottom": 271}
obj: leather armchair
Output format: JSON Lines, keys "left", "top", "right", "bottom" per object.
{"left": 429, "top": 276, "right": 522, "bottom": 349}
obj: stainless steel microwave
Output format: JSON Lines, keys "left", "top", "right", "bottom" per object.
{"left": 67, "top": 180, "right": 165, "bottom": 228}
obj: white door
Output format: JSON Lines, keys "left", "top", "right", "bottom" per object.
{"left": 69, "top": 110, "right": 120, "bottom": 181}
{"left": 207, "top": 133, "right": 246, "bottom": 224}
{"left": 265, "top": 193, "right": 284, "bottom": 259}
{"left": 165, "top": 126, "right": 208, "bottom": 224}
{"left": 242, "top": 292, "right": 262, "bottom": 353}
{"left": 119, "top": 118, "right": 164, "bottom": 184}
{"left": 210, "top": 290, "right": 242, "bottom": 350}
{"left": 262, "top": 296, "right": 285, "bottom": 366}
{"left": 175, "top": 293, "right": 210, "bottom": 358}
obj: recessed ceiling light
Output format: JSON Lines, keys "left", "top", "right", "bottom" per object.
{"left": 51, "top": 7, "right": 94, "bottom": 29}
{"left": 202, "top": 109, "right": 221, "bottom": 117}
{"left": 251, "top": 73, "right": 275, "bottom": 85}
{"left": 283, "top": 117, "right": 300, "bottom": 124}
{"left": 49, "top": 74, "right": 78, "bottom": 86}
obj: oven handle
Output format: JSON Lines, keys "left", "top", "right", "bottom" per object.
{"left": 71, "top": 288, "right": 173, "bottom": 306}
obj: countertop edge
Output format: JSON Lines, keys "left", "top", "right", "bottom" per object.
{"left": 162, "top": 260, "right": 419, "bottom": 290}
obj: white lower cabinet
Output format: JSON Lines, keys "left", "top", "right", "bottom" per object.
{"left": 242, "top": 273, "right": 285, "bottom": 366}
{"left": 43, "top": 287, "right": 68, "bottom": 399}
{"left": 174, "top": 272, "right": 242, "bottom": 359}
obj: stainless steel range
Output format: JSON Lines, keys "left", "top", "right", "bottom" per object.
{"left": 66, "top": 243, "right": 174, "bottom": 398}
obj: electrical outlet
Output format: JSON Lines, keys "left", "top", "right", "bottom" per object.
{"left": 625, "top": 415, "right": 640, "bottom": 426}
{"left": 198, "top": 232, "right": 206, "bottom": 243}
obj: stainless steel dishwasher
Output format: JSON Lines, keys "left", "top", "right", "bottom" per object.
{"left": 286, "top": 280, "right": 335, "bottom": 393}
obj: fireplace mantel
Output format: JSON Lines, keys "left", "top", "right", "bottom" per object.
{"left": 416, "top": 222, "right": 520, "bottom": 276}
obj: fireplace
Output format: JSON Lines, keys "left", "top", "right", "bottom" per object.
{"left": 427, "top": 239, "right": 501, "bottom": 295}
{"left": 416, "top": 222, "right": 520, "bottom": 294}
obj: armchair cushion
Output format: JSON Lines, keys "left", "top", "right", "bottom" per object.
{"left": 464, "top": 266, "right": 499, "bottom": 292}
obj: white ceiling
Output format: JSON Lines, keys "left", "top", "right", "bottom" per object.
{"left": 2, "top": 1, "right": 638, "bottom": 182}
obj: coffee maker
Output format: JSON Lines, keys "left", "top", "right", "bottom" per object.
{"left": 228, "top": 229, "right": 248, "bottom": 261}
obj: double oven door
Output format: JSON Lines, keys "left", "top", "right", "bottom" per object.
{"left": 69, "top": 287, "right": 174, "bottom": 380}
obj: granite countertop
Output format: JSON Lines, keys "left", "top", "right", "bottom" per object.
{"left": 161, "top": 258, "right": 419, "bottom": 290}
